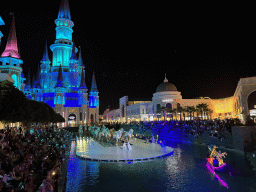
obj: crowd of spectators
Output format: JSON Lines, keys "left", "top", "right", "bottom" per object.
{"left": 117, "top": 118, "right": 241, "bottom": 141}
{"left": 0, "top": 125, "right": 72, "bottom": 192}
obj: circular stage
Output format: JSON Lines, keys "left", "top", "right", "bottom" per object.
{"left": 76, "top": 137, "right": 174, "bottom": 162}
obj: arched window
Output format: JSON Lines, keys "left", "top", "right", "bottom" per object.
{"left": 90, "top": 114, "right": 94, "bottom": 123}
{"left": 166, "top": 103, "right": 172, "bottom": 109}
{"left": 156, "top": 104, "right": 161, "bottom": 113}
{"left": 57, "top": 95, "right": 61, "bottom": 104}
{"left": 121, "top": 105, "right": 125, "bottom": 117}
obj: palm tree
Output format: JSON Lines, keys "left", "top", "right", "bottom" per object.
{"left": 160, "top": 106, "right": 167, "bottom": 121}
{"left": 166, "top": 108, "right": 174, "bottom": 121}
{"left": 176, "top": 106, "right": 183, "bottom": 121}
{"left": 196, "top": 103, "right": 209, "bottom": 120}
{"left": 172, "top": 108, "right": 177, "bottom": 120}
{"left": 186, "top": 106, "right": 193, "bottom": 120}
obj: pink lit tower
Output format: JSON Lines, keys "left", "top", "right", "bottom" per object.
{"left": 0, "top": 16, "right": 26, "bottom": 91}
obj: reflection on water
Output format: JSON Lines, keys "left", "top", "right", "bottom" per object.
{"left": 66, "top": 140, "right": 256, "bottom": 192}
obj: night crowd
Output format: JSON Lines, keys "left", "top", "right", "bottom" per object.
{"left": 0, "top": 125, "right": 72, "bottom": 192}
{"left": 114, "top": 118, "right": 241, "bottom": 141}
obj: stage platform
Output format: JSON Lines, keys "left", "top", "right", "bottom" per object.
{"left": 76, "top": 137, "right": 174, "bottom": 162}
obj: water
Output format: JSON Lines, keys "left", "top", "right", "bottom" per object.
{"left": 66, "top": 140, "right": 256, "bottom": 192}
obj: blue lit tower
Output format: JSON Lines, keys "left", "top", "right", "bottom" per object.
{"left": 89, "top": 72, "right": 99, "bottom": 123}
{"left": 40, "top": 41, "right": 51, "bottom": 90}
{"left": 50, "top": 0, "right": 77, "bottom": 89}
{"left": 21, "top": 0, "right": 100, "bottom": 125}
{"left": 69, "top": 43, "right": 79, "bottom": 90}
{"left": 54, "top": 65, "right": 66, "bottom": 115}
{"left": 0, "top": 16, "right": 26, "bottom": 91}
{"left": 32, "top": 64, "right": 43, "bottom": 101}
{"left": 79, "top": 68, "right": 88, "bottom": 124}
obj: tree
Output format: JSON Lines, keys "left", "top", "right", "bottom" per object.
{"left": 160, "top": 106, "right": 167, "bottom": 121}
{"left": 176, "top": 106, "right": 183, "bottom": 121}
{"left": 196, "top": 103, "right": 209, "bottom": 120}
{"left": 0, "top": 80, "right": 28, "bottom": 123}
{"left": 0, "top": 80, "right": 65, "bottom": 125}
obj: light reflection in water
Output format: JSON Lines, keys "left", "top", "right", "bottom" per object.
{"left": 66, "top": 139, "right": 256, "bottom": 192}
{"left": 206, "top": 162, "right": 229, "bottom": 189}
{"left": 66, "top": 140, "right": 100, "bottom": 191}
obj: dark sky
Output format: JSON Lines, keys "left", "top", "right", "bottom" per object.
{"left": 0, "top": 2, "right": 254, "bottom": 114}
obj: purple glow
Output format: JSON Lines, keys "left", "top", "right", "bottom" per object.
{"left": 206, "top": 163, "right": 229, "bottom": 189}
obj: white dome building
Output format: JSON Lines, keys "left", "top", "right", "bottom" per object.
{"left": 152, "top": 75, "right": 182, "bottom": 114}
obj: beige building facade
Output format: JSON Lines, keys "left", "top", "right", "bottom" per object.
{"left": 103, "top": 75, "right": 256, "bottom": 123}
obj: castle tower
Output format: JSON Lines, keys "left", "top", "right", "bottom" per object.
{"left": 50, "top": 0, "right": 76, "bottom": 69}
{"left": 78, "top": 69, "right": 88, "bottom": 124}
{"left": 69, "top": 43, "right": 79, "bottom": 89}
{"left": 78, "top": 68, "right": 88, "bottom": 105}
{"left": 89, "top": 72, "right": 99, "bottom": 123}
{"left": 0, "top": 16, "right": 25, "bottom": 91}
{"left": 40, "top": 41, "right": 51, "bottom": 89}
{"left": 54, "top": 65, "right": 66, "bottom": 115}
{"left": 32, "top": 64, "right": 43, "bottom": 101}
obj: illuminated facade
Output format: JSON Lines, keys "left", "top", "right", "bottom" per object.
{"left": 0, "top": 16, "right": 26, "bottom": 92}
{"left": 103, "top": 75, "right": 250, "bottom": 123}
{"left": 0, "top": 0, "right": 99, "bottom": 126}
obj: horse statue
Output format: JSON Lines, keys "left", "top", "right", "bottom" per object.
{"left": 113, "top": 130, "right": 122, "bottom": 145}
{"left": 123, "top": 129, "right": 134, "bottom": 142}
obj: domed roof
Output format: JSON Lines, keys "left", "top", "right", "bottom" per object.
{"left": 156, "top": 76, "right": 177, "bottom": 92}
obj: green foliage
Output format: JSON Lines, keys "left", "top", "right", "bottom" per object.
{"left": 0, "top": 80, "right": 65, "bottom": 124}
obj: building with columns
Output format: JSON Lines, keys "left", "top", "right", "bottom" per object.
{"left": 0, "top": 0, "right": 99, "bottom": 126}
{"left": 103, "top": 75, "right": 253, "bottom": 123}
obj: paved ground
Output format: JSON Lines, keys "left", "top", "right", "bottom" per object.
{"left": 76, "top": 137, "right": 173, "bottom": 161}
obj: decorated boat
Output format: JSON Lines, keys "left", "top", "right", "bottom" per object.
{"left": 206, "top": 146, "right": 227, "bottom": 172}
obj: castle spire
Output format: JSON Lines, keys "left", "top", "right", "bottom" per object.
{"left": 90, "top": 71, "right": 98, "bottom": 93}
{"left": 1, "top": 16, "right": 20, "bottom": 59}
{"left": 79, "top": 69, "right": 87, "bottom": 89}
{"left": 78, "top": 47, "right": 83, "bottom": 66}
{"left": 33, "top": 64, "right": 42, "bottom": 88}
{"left": 70, "top": 41, "right": 77, "bottom": 60}
{"left": 41, "top": 40, "right": 50, "bottom": 62}
{"left": 58, "top": 0, "right": 71, "bottom": 20}
{"left": 55, "top": 65, "right": 65, "bottom": 88}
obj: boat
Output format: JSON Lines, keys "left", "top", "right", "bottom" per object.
{"left": 206, "top": 145, "right": 227, "bottom": 173}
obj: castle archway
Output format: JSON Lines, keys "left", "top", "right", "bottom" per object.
{"left": 90, "top": 114, "right": 94, "bottom": 123}
{"left": 68, "top": 113, "right": 76, "bottom": 127}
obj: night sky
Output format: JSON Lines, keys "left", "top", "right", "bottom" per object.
{"left": 0, "top": 2, "right": 254, "bottom": 114}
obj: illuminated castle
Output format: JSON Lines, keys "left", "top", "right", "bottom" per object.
{"left": 0, "top": 0, "right": 99, "bottom": 126}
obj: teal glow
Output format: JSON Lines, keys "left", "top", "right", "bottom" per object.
{"left": 11, "top": 74, "right": 18, "bottom": 88}
{"left": 56, "top": 26, "right": 73, "bottom": 41}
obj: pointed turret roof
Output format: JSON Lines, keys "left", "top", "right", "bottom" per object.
{"left": 79, "top": 69, "right": 87, "bottom": 89}
{"left": 78, "top": 47, "right": 83, "bottom": 66}
{"left": 58, "top": 0, "right": 71, "bottom": 20}
{"left": 90, "top": 71, "right": 98, "bottom": 92}
{"left": 41, "top": 40, "right": 50, "bottom": 62}
{"left": 1, "top": 16, "right": 20, "bottom": 59}
{"left": 55, "top": 65, "right": 65, "bottom": 88}
{"left": 70, "top": 42, "right": 77, "bottom": 60}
